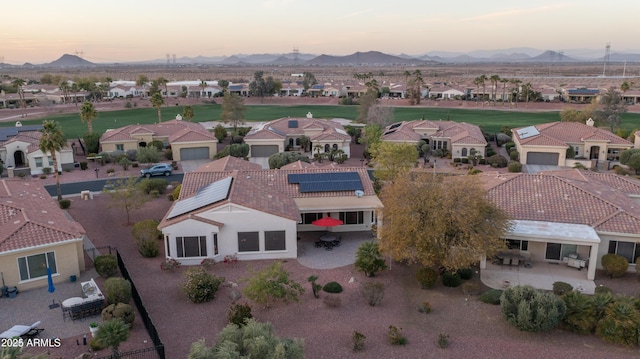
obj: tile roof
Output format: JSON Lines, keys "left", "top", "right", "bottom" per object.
{"left": 245, "top": 117, "right": 350, "bottom": 142}
{"left": 483, "top": 170, "right": 640, "bottom": 235}
{"left": 382, "top": 120, "right": 486, "bottom": 146}
{"left": 100, "top": 119, "right": 217, "bottom": 144}
{"left": 0, "top": 180, "right": 85, "bottom": 253}
{"left": 514, "top": 122, "right": 632, "bottom": 146}
{"left": 193, "top": 156, "right": 262, "bottom": 172}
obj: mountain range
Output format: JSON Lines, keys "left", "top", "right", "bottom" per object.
{"left": 3, "top": 48, "right": 640, "bottom": 68}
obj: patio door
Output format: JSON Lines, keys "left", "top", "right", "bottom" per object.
{"left": 545, "top": 242, "right": 577, "bottom": 260}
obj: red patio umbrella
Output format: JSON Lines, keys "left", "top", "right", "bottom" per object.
{"left": 311, "top": 217, "right": 344, "bottom": 227}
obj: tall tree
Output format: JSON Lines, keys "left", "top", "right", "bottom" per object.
{"left": 596, "top": 87, "right": 628, "bottom": 131}
{"left": 357, "top": 87, "right": 380, "bottom": 123}
{"left": 104, "top": 176, "right": 150, "bottom": 225}
{"left": 136, "top": 74, "right": 149, "bottom": 87}
{"left": 301, "top": 72, "right": 317, "bottom": 93}
{"left": 379, "top": 174, "right": 510, "bottom": 271}
{"left": 80, "top": 101, "right": 98, "bottom": 133}
{"left": 221, "top": 92, "right": 246, "bottom": 132}
{"left": 11, "top": 78, "right": 26, "bottom": 117}
{"left": 479, "top": 74, "right": 488, "bottom": 104}
{"left": 156, "top": 77, "right": 169, "bottom": 97}
{"left": 522, "top": 82, "right": 532, "bottom": 108}
{"left": 500, "top": 78, "right": 509, "bottom": 106}
{"left": 150, "top": 92, "right": 164, "bottom": 123}
{"left": 490, "top": 75, "right": 500, "bottom": 104}
{"left": 249, "top": 71, "right": 268, "bottom": 103}
{"left": 218, "top": 80, "right": 230, "bottom": 93}
{"left": 39, "top": 120, "right": 66, "bottom": 201}
{"left": 370, "top": 142, "right": 418, "bottom": 182}
{"left": 182, "top": 105, "right": 194, "bottom": 121}
{"left": 58, "top": 80, "right": 70, "bottom": 104}
{"left": 473, "top": 77, "right": 482, "bottom": 105}
{"left": 403, "top": 70, "right": 411, "bottom": 99}
{"left": 510, "top": 79, "right": 522, "bottom": 107}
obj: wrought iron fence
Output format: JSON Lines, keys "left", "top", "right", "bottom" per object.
{"left": 95, "top": 346, "right": 161, "bottom": 359}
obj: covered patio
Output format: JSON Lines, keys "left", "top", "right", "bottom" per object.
{"left": 296, "top": 231, "right": 373, "bottom": 269}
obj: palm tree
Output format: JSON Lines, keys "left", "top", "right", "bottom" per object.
{"left": 523, "top": 82, "right": 532, "bottom": 108}
{"left": 39, "top": 120, "right": 66, "bottom": 201}
{"left": 473, "top": 77, "right": 482, "bottom": 105}
{"left": 479, "top": 74, "right": 488, "bottom": 105}
{"left": 156, "top": 77, "right": 169, "bottom": 98}
{"left": 403, "top": 70, "right": 411, "bottom": 99}
{"left": 412, "top": 70, "right": 423, "bottom": 105}
{"left": 96, "top": 318, "right": 130, "bottom": 358}
{"left": 500, "top": 78, "right": 509, "bottom": 106}
{"left": 80, "top": 101, "right": 98, "bottom": 133}
{"left": 490, "top": 75, "right": 500, "bottom": 104}
{"left": 70, "top": 83, "right": 81, "bottom": 106}
{"left": 151, "top": 93, "right": 164, "bottom": 123}
{"left": 199, "top": 80, "right": 207, "bottom": 98}
{"left": 182, "top": 105, "right": 194, "bottom": 121}
{"left": 510, "top": 79, "right": 522, "bottom": 107}
{"left": 58, "top": 80, "right": 70, "bottom": 104}
{"left": 12, "top": 78, "right": 26, "bottom": 118}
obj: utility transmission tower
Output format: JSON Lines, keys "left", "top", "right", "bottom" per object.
{"left": 602, "top": 42, "right": 611, "bottom": 77}
{"left": 75, "top": 50, "right": 84, "bottom": 58}
{"left": 292, "top": 46, "right": 299, "bottom": 67}
{"left": 166, "top": 53, "right": 171, "bottom": 65}
{"left": 172, "top": 54, "right": 176, "bottom": 64}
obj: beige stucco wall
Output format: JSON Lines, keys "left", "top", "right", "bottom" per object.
{"left": 28, "top": 149, "right": 75, "bottom": 175}
{"left": 597, "top": 232, "right": 640, "bottom": 272}
{"left": 0, "top": 238, "right": 85, "bottom": 292}
{"left": 100, "top": 141, "right": 138, "bottom": 153}
{"left": 517, "top": 143, "right": 567, "bottom": 165}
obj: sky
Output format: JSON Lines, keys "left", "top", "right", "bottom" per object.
{"left": 2, "top": 0, "right": 638, "bottom": 64}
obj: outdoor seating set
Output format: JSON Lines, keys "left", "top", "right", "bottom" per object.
{"left": 61, "top": 278, "right": 105, "bottom": 321}
{"left": 314, "top": 235, "right": 342, "bottom": 251}
{"left": 495, "top": 252, "right": 530, "bottom": 269}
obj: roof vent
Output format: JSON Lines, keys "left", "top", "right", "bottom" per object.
{"left": 355, "top": 190, "right": 364, "bottom": 198}
{"left": 288, "top": 120, "right": 298, "bottom": 128}
{"left": 306, "top": 112, "right": 313, "bottom": 118}
{"left": 15, "top": 121, "right": 22, "bottom": 127}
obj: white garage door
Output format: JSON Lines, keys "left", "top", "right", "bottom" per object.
{"left": 526, "top": 152, "right": 559, "bottom": 165}
{"left": 180, "top": 147, "right": 210, "bottom": 160}
{"left": 251, "top": 145, "right": 279, "bottom": 157}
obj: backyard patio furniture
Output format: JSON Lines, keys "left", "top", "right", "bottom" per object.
{"left": 0, "top": 321, "right": 44, "bottom": 339}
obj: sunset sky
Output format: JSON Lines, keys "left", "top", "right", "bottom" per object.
{"left": 2, "top": 0, "right": 638, "bottom": 64}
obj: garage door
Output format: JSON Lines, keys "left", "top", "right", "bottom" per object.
{"left": 251, "top": 145, "right": 279, "bottom": 157}
{"left": 526, "top": 152, "right": 559, "bottom": 165}
{"left": 180, "top": 147, "right": 210, "bottom": 160}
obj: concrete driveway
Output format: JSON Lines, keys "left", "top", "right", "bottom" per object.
{"left": 523, "top": 164, "right": 561, "bottom": 173}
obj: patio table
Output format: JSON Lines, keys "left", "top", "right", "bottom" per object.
{"left": 62, "top": 297, "right": 84, "bottom": 308}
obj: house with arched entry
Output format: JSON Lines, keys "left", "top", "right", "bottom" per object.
{"left": 380, "top": 120, "right": 487, "bottom": 160}
{"left": 0, "top": 123, "right": 75, "bottom": 176}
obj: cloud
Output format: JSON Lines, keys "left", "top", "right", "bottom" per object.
{"left": 461, "top": 4, "right": 571, "bottom": 22}
{"left": 337, "top": 9, "right": 373, "bottom": 20}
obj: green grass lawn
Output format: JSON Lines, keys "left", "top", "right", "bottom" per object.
{"left": 4, "top": 104, "right": 640, "bottom": 139}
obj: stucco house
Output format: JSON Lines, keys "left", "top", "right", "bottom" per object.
{"left": 481, "top": 169, "right": 640, "bottom": 281}
{"left": 381, "top": 120, "right": 487, "bottom": 160}
{"left": 0, "top": 179, "right": 86, "bottom": 292}
{"left": 0, "top": 123, "right": 76, "bottom": 176}
{"left": 243, "top": 113, "right": 352, "bottom": 169}
{"left": 512, "top": 120, "right": 633, "bottom": 167}
{"left": 100, "top": 119, "right": 218, "bottom": 161}
{"left": 158, "top": 156, "right": 382, "bottom": 265}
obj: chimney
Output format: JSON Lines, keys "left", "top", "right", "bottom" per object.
{"left": 586, "top": 118, "right": 594, "bottom": 127}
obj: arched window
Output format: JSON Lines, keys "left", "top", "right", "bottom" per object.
{"left": 461, "top": 148, "right": 467, "bottom": 157}
{"left": 332, "top": 144, "right": 338, "bottom": 151}
{"left": 324, "top": 144, "right": 330, "bottom": 152}
{"left": 296, "top": 138, "right": 301, "bottom": 146}
{"left": 288, "top": 138, "right": 294, "bottom": 146}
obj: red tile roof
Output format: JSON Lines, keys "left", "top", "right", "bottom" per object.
{"left": 100, "top": 119, "right": 217, "bottom": 144}
{"left": 244, "top": 117, "right": 350, "bottom": 142}
{"left": 514, "top": 122, "right": 632, "bottom": 146}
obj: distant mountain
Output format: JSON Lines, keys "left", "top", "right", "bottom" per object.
{"left": 306, "top": 51, "right": 431, "bottom": 66}
{"left": 527, "top": 50, "right": 579, "bottom": 62}
{"left": 44, "top": 54, "right": 95, "bottom": 67}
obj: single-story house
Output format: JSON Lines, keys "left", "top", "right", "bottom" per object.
{"left": 428, "top": 85, "right": 465, "bottom": 100}
{"left": 100, "top": 119, "right": 218, "bottom": 161}
{"left": 0, "top": 179, "right": 86, "bottom": 292}
{"left": 243, "top": 113, "right": 352, "bottom": 169}
{"left": 0, "top": 123, "right": 76, "bottom": 176}
{"left": 512, "top": 120, "right": 633, "bottom": 167}
{"left": 381, "top": 120, "right": 487, "bottom": 160}
{"left": 482, "top": 169, "right": 640, "bottom": 281}
{"left": 158, "top": 156, "right": 382, "bottom": 265}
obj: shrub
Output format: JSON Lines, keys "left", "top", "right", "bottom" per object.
{"left": 58, "top": 199, "right": 71, "bottom": 209}
{"left": 387, "top": 325, "right": 407, "bottom": 345}
{"left": 97, "top": 152, "right": 112, "bottom": 164}
{"left": 242, "top": 262, "right": 305, "bottom": 307}
{"left": 131, "top": 162, "right": 139, "bottom": 168}
{"left": 457, "top": 268, "right": 473, "bottom": 280}
{"left": 42, "top": 167, "right": 52, "bottom": 175}
{"left": 101, "top": 303, "right": 135, "bottom": 326}
{"left": 136, "top": 146, "right": 162, "bottom": 163}
{"left": 437, "top": 333, "right": 449, "bottom": 349}
{"left": 508, "top": 161, "right": 522, "bottom": 173}
{"left": 138, "top": 178, "right": 168, "bottom": 195}
{"left": 461, "top": 157, "right": 469, "bottom": 164}
{"left": 453, "top": 158, "right": 461, "bottom": 163}
{"left": 595, "top": 286, "right": 612, "bottom": 295}
{"left": 561, "top": 291, "right": 597, "bottom": 334}
{"left": 552, "top": 281, "right": 573, "bottom": 296}
{"left": 149, "top": 190, "right": 160, "bottom": 198}
{"left": 227, "top": 302, "right": 253, "bottom": 326}
{"left": 40, "top": 174, "right": 47, "bottom": 179}
{"left": 80, "top": 161, "right": 88, "bottom": 170}
{"left": 323, "top": 294, "right": 342, "bottom": 308}
{"left": 352, "top": 331, "right": 366, "bottom": 352}
{"left": 416, "top": 267, "right": 439, "bottom": 289}
{"left": 442, "top": 272, "right": 462, "bottom": 287}
{"left": 164, "top": 149, "right": 173, "bottom": 161}
{"left": 361, "top": 281, "right": 385, "bottom": 306}
{"left": 103, "top": 277, "right": 132, "bottom": 304}
{"left": 601, "top": 254, "right": 629, "bottom": 277}
{"left": 181, "top": 267, "right": 225, "bottom": 303}
{"left": 172, "top": 184, "right": 182, "bottom": 200}
{"left": 200, "top": 258, "right": 215, "bottom": 270}
{"left": 596, "top": 296, "right": 640, "bottom": 346}
{"left": 149, "top": 140, "right": 164, "bottom": 151}
{"left": 505, "top": 142, "right": 516, "bottom": 152}
{"left": 214, "top": 124, "right": 228, "bottom": 142}
{"left": 418, "top": 301, "right": 432, "bottom": 314}
{"left": 307, "top": 275, "right": 322, "bottom": 299}
{"left": 487, "top": 154, "right": 508, "bottom": 168}
{"left": 94, "top": 255, "right": 118, "bottom": 278}
{"left": 468, "top": 168, "right": 483, "bottom": 175}
{"left": 354, "top": 241, "right": 387, "bottom": 277}
{"left": 509, "top": 150, "right": 519, "bottom": 161}
{"left": 323, "top": 281, "right": 343, "bottom": 294}
{"left": 106, "top": 168, "right": 115, "bottom": 174}
{"left": 83, "top": 132, "right": 101, "bottom": 154}
{"left": 500, "top": 285, "right": 566, "bottom": 332}
{"left": 118, "top": 157, "right": 131, "bottom": 170}
{"left": 486, "top": 149, "right": 496, "bottom": 157}
{"left": 125, "top": 149, "right": 138, "bottom": 161}
{"left": 136, "top": 238, "right": 159, "bottom": 257}
{"left": 160, "top": 258, "right": 181, "bottom": 271}
{"left": 480, "top": 289, "right": 503, "bottom": 305}
{"left": 89, "top": 337, "right": 106, "bottom": 351}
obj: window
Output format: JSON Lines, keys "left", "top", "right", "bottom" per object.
{"left": 18, "top": 252, "right": 57, "bottom": 281}
{"left": 35, "top": 157, "right": 43, "bottom": 168}
{"left": 302, "top": 212, "right": 322, "bottom": 224}
{"left": 213, "top": 234, "right": 218, "bottom": 255}
{"left": 339, "top": 211, "right": 364, "bottom": 225}
{"left": 116, "top": 144, "right": 124, "bottom": 151}
{"left": 506, "top": 239, "right": 528, "bottom": 251}
{"left": 461, "top": 148, "right": 468, "bottom": 157}
{"left": 166, "top": 236, "right": 170, "bottom": 257}
{"left": 545, "top": 242, "right": 577, "bottom": 260}
{"left": 332, "top": 144, "right": 338, "bottom": 151}
{"left": 47, "top": 156, "right": 53, "bottom": 166}
{"left": 324, "top": 144, "right": 330, "bottom": 152}
{"left": 238, "top": 232, "right": 259, "bottom": 252}
{"left": 176, "top": 236, "right": 207, "bottom": 257}
{"left": 609, "top": 241, "right": 640, "bottom": 263}
{"left": 265, "top": 231, "right": 286, "bottom": 251}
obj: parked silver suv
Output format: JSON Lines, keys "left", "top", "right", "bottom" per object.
{"left": 140, "top": 163, "right": 173, "bottom": 178}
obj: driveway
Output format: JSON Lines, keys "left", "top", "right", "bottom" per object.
{"left": 523, "top": 164, "right": 561, "bottom": 173}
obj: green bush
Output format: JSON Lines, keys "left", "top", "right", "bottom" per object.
{"left": 242, "top": 262, "right": 305, "bottom": 307}
{"left": 361, "top": 281, "right": 385, "bottom": 306}
{"left": 89, "top": 337, "right": 106, "bottom": 351}
{"left": 94, "top": 255, "right": 118, "bottom": 278}
{"left": 101, "top": 303, "right": 135, "bottom": 327}
{"left": 509, "top": 150, "right": 519, "bottom": 161}
{"left": 487, "top": 154, "right": 508, "bottom": 168}
{"left": 214, "top": 124, "right": 228, "bottom": 142}
{"left": 227, "top": 302, "right": 253, "bottom": 326}
{"left": 601, "top": 254, "right": 629, "bottom": 277}
{"left": 136, "top": 146, "right": 162, "bottom": 163}
{"left": 594, "top": 286, "right": 613, "bottom": 295}
{"left": 42, "top": 167, "right": 52, "bottom": 175}
{"left": 561, "top": 291, "right": 597, "bottom": 334}
{"left": 457, "top": 268, "right": 473, "bottom": 280}
{"left": 416, "top": 267, "right": 439, "bottom": 289}
{"left": 323, "top": 281, "right": 343, "bottom": 294}
{"left": 508, "top": 161, "right": 522, "bottom": 173}
{"left": 596, "top": 296, "right": 640, "bottom": 346}
{"left": 149, "top": 140, "right": 164, "bottom": 151}
{"left": 80, "top": 161, "right": 88, "bottom": 170}
{"left": 354, "top": 241, "right": 387, "bottom": 277}
{"left": 58, "top": 199, "right": 71, "bottom": 209}
{"left": 505, "top": 142, "right": 515, "bottom": 152}
{"left": 442, "top": 272, "right": 462, "bottom": 287}
{"left": 461, "top": 157, "right": 469, "bottom": 164}
{"left": 418, "top": 301, "right": 432, "bottom": 314}
{"left": 479, "top": 289, "right": 503, "bottom": 305}
{"left": 182, "top": 267, "right": 225, "bottom": 303}
{"left": 172, "top": 184, "right": 182, "bottom": 201}
{"left": 138, "top": 178, "right": 168, "bottom": 194}
{"left": 437, "top": 333, "right": 449, "bottom": 349}
{"left": 500, "top": 285, "right": 566, "bottom": 332}
{"left": 136, "top": 238, "right": 159, "bottom": 257}
{"left": 164, "top": 149, "right": 173, "bottom": 161}
{"left": 387, "top": 325, "right": 407, "bottom": 345}
{"left": 552, "top": 281, "right": 573, "bottom": 296}
{"left": 103, "top": 277, "right": 132, "bottom": 304}
{"left": 352, "top": 331, "right": 366, "bottom": 352}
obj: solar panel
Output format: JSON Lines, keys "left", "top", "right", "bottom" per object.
{"left": 299, "top": 180, "right": 363, "bottom": 193}
{"left": 383, "top": 129, "right": 397, "bottom": 136}
{"left": 288, "top": 172, "right": 363, "bottom": 193}
{"left": 167, "top": 177, "right": 232, "bottom": 219}
{"left": 389, "top": 122, "right": 402, "bottom": 130}
{"left": 515, "top": 126, "right": 539, "bottom": 139}
{"left": 288, "top": 120, "right": 298, "bottom": 128}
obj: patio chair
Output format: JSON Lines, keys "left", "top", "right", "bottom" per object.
{"left": 0, "top": 321, "right": 44, "bottom": 339}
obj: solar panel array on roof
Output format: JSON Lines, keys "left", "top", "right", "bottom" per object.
{"left": 516, "top": 126, "right": 540, "bottom": 139}
{"left": 288, "top": 172, "right": 363, "bottom": 193}
{"left": 167, "top": 177, "right": 233, "bottom": 219}
{"left": 388, "top": 123, "right": 402, "bottom": 130}
{"left": 383, "top": 129, "right": 397, "bottom": 136}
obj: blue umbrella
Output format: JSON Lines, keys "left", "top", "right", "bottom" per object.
{"left": 47, "top": 267, "right": 55, "bottom": 293}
